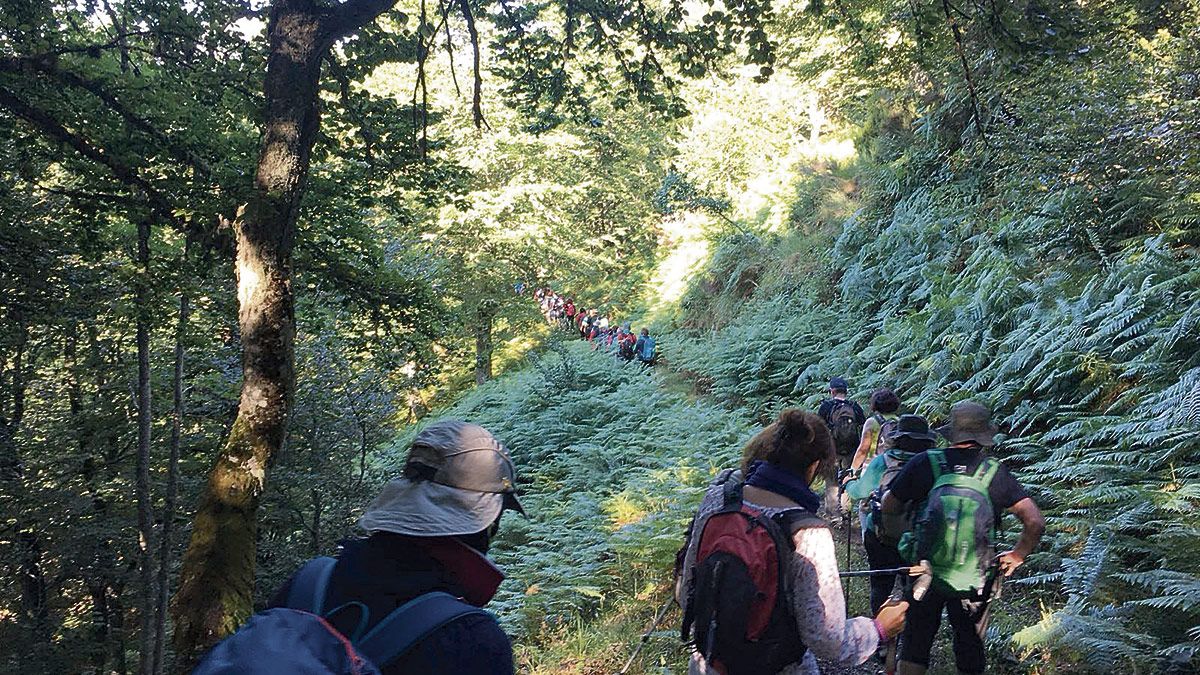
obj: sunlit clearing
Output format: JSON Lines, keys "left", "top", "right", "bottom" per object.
{"left": 640, "top": 213, "right": 710, "bottom": 323}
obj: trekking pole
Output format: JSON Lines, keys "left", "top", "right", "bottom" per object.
{"left": 618, "top": 594, "right": 676, "bottom": 675}
{"left": 837, "top": 468, "right": 854, "bottom": 609}
{"left": 838, "top": 565, "right": 922, "bottom": 578}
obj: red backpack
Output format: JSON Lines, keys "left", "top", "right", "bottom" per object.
{"left": 679, "top": 472, "right": 825, "bottom": 675}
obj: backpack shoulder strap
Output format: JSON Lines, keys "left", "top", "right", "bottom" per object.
{"left": 355, "top": 591, "right": 488, "bottom": 667}
{"left": 285, "top": 556, "right": 338, "bottom": 614}
{"left": 928, "top": 450, "right": 946, "bottom": 481}
{"left": 779, "top": 509, "right": 827, "bottom": 535}
{"left": 721, "top": 472, "right": 745, "bottom": 510}
{"left": 973, "top": 457, "right": 1000, "bottom": 486}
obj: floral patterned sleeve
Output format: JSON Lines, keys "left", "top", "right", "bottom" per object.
{"left": 789, "top": 526, "right": 880, "bottom": 665}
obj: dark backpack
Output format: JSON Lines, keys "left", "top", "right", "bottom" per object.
{"left": 194, "top": 557, "right": 486, "bottom": 675}
{"left": 867, "top": 449, "right": 917, "bottom": 546}
{"left": 904, "top": 451, "right": 1000, "bottom": 597}
{"left": 873, "top": 413, "right": 899, "bottom": 455}
{"left": 619, "top": 338, "right": 635, "bottom": 360}
{"left": 680, "top": 473, "right": 825, "bottom": 675}
{"left": 827, "top": 400, "right": 862, "bottom": 457}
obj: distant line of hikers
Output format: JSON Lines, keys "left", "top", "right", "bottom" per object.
{"left": 195, "top": 385, "right": 1043, "bottom": 675}
{"left": 532, "top": 285, "right": 657, "bottom": 364}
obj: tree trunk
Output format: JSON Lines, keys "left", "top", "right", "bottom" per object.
{"left": 170, "top": 1, "right": 396, "bottom": 666}
{"left": 1, "top": 319, "right": 47, "bottom": 633}
{"left": 474, "top": 303, "right": 496, "bottom": 385}
{"left": 135, "top": 217, "right": 157, "bottom": 675}
{"left": 152, "top": 277, "right": 188, "bottom": 675}
{"left": 311, "top": 488, "right": 322, "bottom": 555}
{"left": 88, "top": 581, "right": 112, "bottom": 673}
{"left": 111, "top": 585, "right": 129, "bottom": 675}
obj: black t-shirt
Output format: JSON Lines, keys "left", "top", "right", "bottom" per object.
{"left": 888, "top": 445, "right": 1029, "bottom": 510}
{"left": 818, "top": 398, "right": 866, "bottom": 426}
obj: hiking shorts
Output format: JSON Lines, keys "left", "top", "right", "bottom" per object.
{"left": 899, "top": 586, "right": 988, "bottom": 674}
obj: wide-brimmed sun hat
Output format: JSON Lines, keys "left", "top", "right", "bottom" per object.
{"left": 358, "top": 420, "right": 524, "bottom": 537}
{"left": 935, "top": 401, "right": 1000, "bottom": 447}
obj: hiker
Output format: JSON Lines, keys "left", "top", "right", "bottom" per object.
{"left": 564, "top": 298, "right": 576, "bottom": 327}
{"left": 197, "top": 420, "right": 525, "bottom": 675}
{"left": 677, "top": 409, "right": 909, "bottom": 675}
{"left": 881, "top": 401, "right": 1046, "bottom": 675}
{"left": 817, "top": 377, "right": 865, "bottom": 517}
{"left": 634, "top": 328, "right": 656, "bottom": 364}
{"left": 849, "top": 388, "right": 901, "bottom": 475}
{"left": 617, "top": 324, "right": 637, "bottom": 361}
{"left": 843, "top": 414, "right": 938, "bottom": 614}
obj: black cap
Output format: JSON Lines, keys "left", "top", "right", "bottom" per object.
{"left": 829, "top": 377, "right": 849, "bottom": 392}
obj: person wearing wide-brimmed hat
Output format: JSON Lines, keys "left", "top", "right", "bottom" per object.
{"left": 845, "top": 414, "right": 940, "bottom": 614}
{"left": 267, "top": 420, "right": 524, "bottom": 675}
{"left": 881, "top": 401, "right": 1045, "bottom": 675}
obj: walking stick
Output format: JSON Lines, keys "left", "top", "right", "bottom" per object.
{"left": 837, "top": 468, "right": 854, "bottom": 609}
{"left": 618, "top": 594, "right": 676, "bottom": 675}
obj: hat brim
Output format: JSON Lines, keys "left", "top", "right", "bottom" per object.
{"left": 888, "top": 429, "right": 939, "bottom": 442}
{"left": 358, "top": 478, "right": 512, "bottom": 537}
{"left": 935, "top": 424, "right": 999, "bottom": 447}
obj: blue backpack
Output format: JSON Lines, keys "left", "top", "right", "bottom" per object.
{"left": 194, "top": 556, "right": 487, "bottom": 674}
{"left": 639, "top": 336, "right": 656, "bottom": 362}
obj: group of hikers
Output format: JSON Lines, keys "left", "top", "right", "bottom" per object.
{"left": 532, "top": 285, "right": 658, "bottom": 364}
{"left": 195, "top": 381, "right": 1044, "bottom": 675}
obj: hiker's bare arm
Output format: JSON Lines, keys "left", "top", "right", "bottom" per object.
{"left": 998, "top": 497, "right": 1045, "bottom": 576}
{"left": 850, "top": 419, "right": 877, "bottom": 471}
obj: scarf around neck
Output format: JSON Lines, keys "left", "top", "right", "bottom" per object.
{"left": 744, "top": 460, "right": 822, "bottom": 513}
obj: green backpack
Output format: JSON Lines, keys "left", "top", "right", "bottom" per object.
{"left": 900, "top": 450, "right": 999, "bottom": 597}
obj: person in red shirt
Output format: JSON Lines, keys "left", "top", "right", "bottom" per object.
{"left": 564, "top": 298, "right": 576, "bottom": 327}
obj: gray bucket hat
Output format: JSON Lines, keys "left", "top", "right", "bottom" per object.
{"left": 935, "top": 401, "right": 1000, "bottom": 447}
{"left": 358, "top": 420, "right": 524, "bottom": 537}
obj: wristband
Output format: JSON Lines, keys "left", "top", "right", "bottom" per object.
{"left": 873, "top": 618, "right": 888, "bottom": 642}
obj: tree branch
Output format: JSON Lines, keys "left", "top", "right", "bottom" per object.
{"left": 330, "top": 0, "right": 399, "bottom": 39}
{"left": 456, "top": 0, "right": 487, "bottom": 129}
{"left": 438, "top": 0, "right": 462, "bottom": 97}
{"left": 941, "top": 0, "right": 988, "bottom": 142}
{"left": 0, "top": 56, "right": 213, "bottom": 177}
{"left": 0, "top": 87, "right": 229, "bottom": 252}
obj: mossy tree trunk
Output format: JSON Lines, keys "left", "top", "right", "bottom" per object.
{"left": 170, "top": 0, "right": 396, "bottom": 667}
